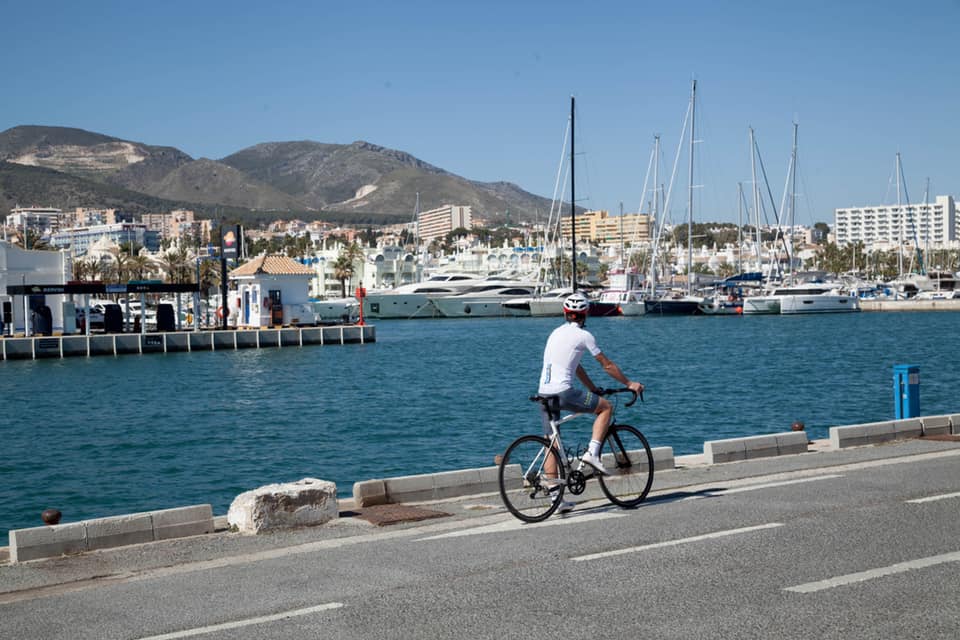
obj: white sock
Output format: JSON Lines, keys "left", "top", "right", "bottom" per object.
{"left": 588, "top": 439, "right": 602, "bottom": 456}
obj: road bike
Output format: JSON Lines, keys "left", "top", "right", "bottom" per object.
{"left": 498, "top": 388, "right": 654, "bottom": 523}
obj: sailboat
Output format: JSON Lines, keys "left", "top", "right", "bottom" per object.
{"left": 742, "top": 124, "right": 859, "bottom": 315}
{"left": 645, "top": 79, "right": 704, "bottom": 315}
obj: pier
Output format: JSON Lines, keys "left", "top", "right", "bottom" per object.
{"left": 859, "top": 298, "right": 960, "bottom": 311}
{"left": 0, "top": 324, "right": 375, "bottom": 360}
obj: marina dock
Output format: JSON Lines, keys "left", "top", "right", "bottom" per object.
{"left": 0, "top": 324, "right": 375, "bottom": 360}
{"left": 859, "top": 298, "right": 960, "bottom": 311}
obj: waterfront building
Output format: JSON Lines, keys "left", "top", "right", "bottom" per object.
{"left": 229, "top": 254, "right": 315, "bottom": 327}
{"left": 142, "top": 210, "right": 211, "bottom": 243}
{"left": 0, "top": 240, "right": 72, "bottom": 335}
{"left": 50, "top": 222, "right": 161, "bottom": 256}
{"left": 834, "top": 195, "right": 957, "bottom": 248}
{"left": 559, "top": 210, "right": 652, "bottom": 247}
{"left": 5, "top": 206, "right": 63, "bottom": 237}
{"left": 417, "top": 205, "right": 472, "bottom": 244}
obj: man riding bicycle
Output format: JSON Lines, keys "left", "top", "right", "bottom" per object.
{"left": 538, "top": 293, "right": 644, "bottom": 509}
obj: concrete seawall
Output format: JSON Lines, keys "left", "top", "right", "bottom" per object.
{"left": 5, "top": 412, "right": 958, "bottom": 563}
{"left": 0, "top": 325, "right": 375, "bottom": 360}
{"left": 860, "top": 298, "right": 960, "bottom": 312}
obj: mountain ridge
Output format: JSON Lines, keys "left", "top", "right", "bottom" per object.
{"left": 0, "top": 125, "right": 564, "bottom": 224}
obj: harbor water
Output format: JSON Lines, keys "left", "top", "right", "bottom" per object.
{"left": 3, "top": 312, "right": 960, "bottom": 546}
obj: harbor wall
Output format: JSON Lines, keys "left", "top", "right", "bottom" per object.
{"left": 0, "top": 325, "right": 375, "bottom": 360}
{"left": 860, "top": 298, "right": 960, "bottom": 312}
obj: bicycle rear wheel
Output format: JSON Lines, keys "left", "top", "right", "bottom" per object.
{"left": 498, "top": 435, "right": 566, "bottom": 523}
{"left": 597, "top": 424, "right": 654, "bottom": 508}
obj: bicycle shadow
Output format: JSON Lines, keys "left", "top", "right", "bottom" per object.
{"left": 560, "top": 487, "right": 728, "bottom": 516}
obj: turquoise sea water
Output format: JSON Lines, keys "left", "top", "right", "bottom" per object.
{"left": 2, "top": 312, "right": 959, "bottom": 546}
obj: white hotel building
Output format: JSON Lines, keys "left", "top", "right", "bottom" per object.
{"left": 834, "top": 195, "right": 957, "bottom": 248}
{"left": 417, "top": 205, "right": 472, "bottom": 243}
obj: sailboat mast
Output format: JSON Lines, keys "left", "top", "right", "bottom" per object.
{"left": 896, "top": 152, "right": 903, "bottom": 277}
{"left": 737, "top": 182, "right": 744, "bottom": 274}
{"left": 650, "top": 135, "right": 660, "bottom": 296}
{"left": 570, "top": 95, "right": 577, "bottom": 292}
{"left": 687, "top": 80, "right": 696, "bottom": 296}
{"left": 749, "top": 127, "right": 762, "bottom": 275}
{"left": 788, "top": 122, "right": 798, "bottom": 273}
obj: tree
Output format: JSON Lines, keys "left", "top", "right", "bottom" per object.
{"left": 159, "top": 248, "right": 192, "bottom": 284}
{"left": 127, "top": 254, "right": 155, "bottom": 282}
{"left": 332, "top": 242, "right": 365, "bottom": 297}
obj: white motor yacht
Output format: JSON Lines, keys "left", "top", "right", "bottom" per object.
{"left": 431, "top": 280, "right": 539, "bottom": 318}
{"left": 501, "top": 287, "right": 572, "bottom": 317}
{"left": 744, "top": 283, "right": 859, "bottom": 315}
{"left": 362, "top": 273, "right": 480, "bottom": 319}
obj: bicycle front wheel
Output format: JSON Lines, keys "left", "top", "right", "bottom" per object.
{"left": 597, "top": 424, "right": 654, "bottom": 508}
{"left": 498, "top": 435, "right": 565, "bottom": 523}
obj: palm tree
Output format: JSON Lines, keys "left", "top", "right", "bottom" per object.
{"left": 127, "top": 254, "right": 153, "bottom": 280}
{"left": 332, "top": 242, "right": 365, "bottom": 297}
{"left": 159, "top": 248, "right": 192, "bottom": 284}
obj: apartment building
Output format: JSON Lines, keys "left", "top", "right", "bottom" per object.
{"left": 417, "top": 205, "right": 472, "bottom": 243}
{"left": 5, "top": 207, "right": 63, "bottom": 235}
{"left": 834, "top": 195, "right": 957, "bottom": 248}
{"left": 142, "top": 209, "right": 211, "bottom": 243}
{"left": 558, "top": 209, "right": 652, "bottom": 246}
{"left": 50, "top": 223, "right": 160, "bottom": 256}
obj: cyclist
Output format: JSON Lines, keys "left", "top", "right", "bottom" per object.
{"left": 538, "top": 292, "right": 644, "bottom": 509}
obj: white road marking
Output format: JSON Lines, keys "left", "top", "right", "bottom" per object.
{"left": 687, "top": 475, "right": 845, "bottom": 498}
{"left": 417, "top": 508, "right": 627, "bottom": 541}
{"left": 906, "top": 491, "right": 960, "bottom": 504}
{"left": 784, "top": 551, "right": 960, "bottom": 593}
{"left": 570, "top": 523, "right": 785, "bottom": 562}
{"left": 136, "top": 602, "right": 344, "bottom": 639}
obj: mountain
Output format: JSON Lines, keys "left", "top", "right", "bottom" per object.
{"left": 0, "top": 161, "right": 196, "bottom": 216}
{"left": 0, "top": 126, "right": 563, "bottom": 224}
{"left": 141, "top": 158, "right": 311, "bottom": 211}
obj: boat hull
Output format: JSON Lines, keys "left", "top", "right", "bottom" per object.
{"left": 779, "top": 295, "right": 860, "bottom": 314}
{"left": 644, "top": 298, "right": 702, "bottom": 315}
{"left": 363, "top": 294, "right": 441, "bottom": 319}
{"left": 742, "top": 296, "right": 780, "bottom": 315}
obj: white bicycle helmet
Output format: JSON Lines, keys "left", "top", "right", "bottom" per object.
{"left": 562, "top": 293, "right": 590, "bottom": 313}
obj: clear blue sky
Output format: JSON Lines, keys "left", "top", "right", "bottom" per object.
{"left": 3, "top": 1, "right": 958, "bottom": 225}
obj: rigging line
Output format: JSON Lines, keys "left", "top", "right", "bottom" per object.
{"left": 630, "top": 140, "right": 657, "bottom": 249}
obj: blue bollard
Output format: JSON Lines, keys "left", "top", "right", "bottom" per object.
{"left": 893, "top": 364, "right": 920, "bottom": 419}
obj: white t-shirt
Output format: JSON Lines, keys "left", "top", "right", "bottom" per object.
{"left": 538, "top": 321, "right": 602, "bottom": 394}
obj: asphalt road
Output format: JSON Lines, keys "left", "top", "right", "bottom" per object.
{"left": 2, "top": 440, "right": 959, "bottom": 639}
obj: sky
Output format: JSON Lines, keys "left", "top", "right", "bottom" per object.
{"left": 3, "top": 0, "right": 959, "bottom": 226}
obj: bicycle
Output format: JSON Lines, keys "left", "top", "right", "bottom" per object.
{"left": 498, "top": 388, "right": 655, "bottom": 523}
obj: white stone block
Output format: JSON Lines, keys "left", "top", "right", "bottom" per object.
{"left": 150, "top": 504, "right": 214, "bottom": 540}
{"left": 742, "top": 434, "right": 780, "bottom": 460}
{"left": 893, "top": 418, "right": 923, "bottom": 439}
{"left": 86, "top": 513, "right": 153, "bottom": 551}
{"left": 704, "top": 438, "right": 747, "bottom": 464}
{"left": 776, "top": 431, "right": 810, "bottom": 455}
{"left": 829, "top": 421, "right": 894, "bottom": 449}
{"left": 353, "top": 480, "right": 387, "bottom": 507}
{"left": 920, "top": 415, "right": 951, "bottom": 437}
{"left": 10, "top": 522, "right": 87, "bottom": 563}
{"left": 227, "top": 478, "right": 337, "bottom": 534}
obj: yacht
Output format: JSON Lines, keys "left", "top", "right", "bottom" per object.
{"left": 744, "top": 283, "right": 859, "bottom": 315}
{"left": 501, "top": 287, "right": 572, "bottom": 317}
{"left": 644, "top": 291, "right": 703, "bottom": 315}
{"left": 592, "top": 267, "right": 646, "bottom": 316}
{"left": 362, "top": 273, "right": 480, "bottom": 319}
{"left": 430, "top": 280, "right": 539, "bottom": 318}
{"left": 592, "top": 289, "right": 646, "bottom": 316}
